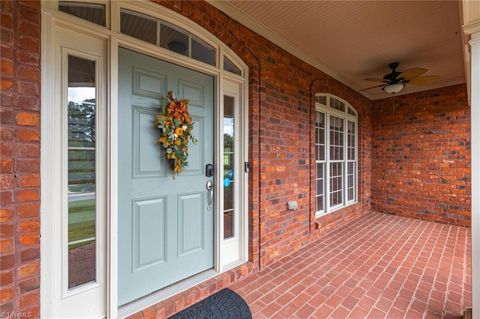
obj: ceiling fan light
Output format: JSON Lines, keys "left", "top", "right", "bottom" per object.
{"left": 383, "top": 83, "right": 404, "bottom": 94}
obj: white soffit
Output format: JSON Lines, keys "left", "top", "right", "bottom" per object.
{"left": 209, "top": 1, "right": 465, "bottom": 100}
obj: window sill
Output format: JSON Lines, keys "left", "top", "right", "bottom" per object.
{"left": 315, "top": 201, "right": 359, "bottom": 220}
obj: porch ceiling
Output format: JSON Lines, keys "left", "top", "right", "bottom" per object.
{"left": 215, "top": 1, "right": 465, "bottom": 100}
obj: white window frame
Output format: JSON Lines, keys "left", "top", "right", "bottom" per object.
{"left": 315, "top": 93, "right": 358, "bottom": 218}
{"left": 314, "top": 111, "right": 326, "bottom": 215}
{"left": 41, "top": 1, "right": 249, "bottom": 318}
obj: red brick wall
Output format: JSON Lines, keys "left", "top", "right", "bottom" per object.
{"left": 2, "top": 1, "right": 472, "bottom": 318}
{"left": 372, "top": 84, "right": 471, "bottom": 226}
{"left": 124, "top": 1, "right": 374, "bottom": 316}
{"left": 151, "top": 1, "right": 373, "bottom": 268}
{"left": 0, "top": 0, "right": 373, "bottom": 317}
{"left": 0, "top": 0, "right": 41, "bottom": 317}
{"left": 4, "top": 1, "right": 473, "bottom": 318}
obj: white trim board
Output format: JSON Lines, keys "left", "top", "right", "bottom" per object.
{"left": 469, "top": 31, "right": 480, "bottom": 319}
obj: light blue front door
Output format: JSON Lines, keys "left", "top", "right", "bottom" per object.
{"left": 118, "top": 48, "right": 214, "bottom": 305}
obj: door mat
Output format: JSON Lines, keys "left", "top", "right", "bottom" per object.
{"left": 169, "top": 288, "right": 252, "bottom": 319}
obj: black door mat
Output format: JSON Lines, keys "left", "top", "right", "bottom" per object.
{"left": 169, "top": 288, "right": 252, "bottom": 319}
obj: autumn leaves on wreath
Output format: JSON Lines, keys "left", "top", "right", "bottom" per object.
{"left": 154, "top": 90, "right": 198, "bottom": 177}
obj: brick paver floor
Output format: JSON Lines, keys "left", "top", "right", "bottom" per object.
{"left": 230, "top": 212, "right": 471, "bottom": 319}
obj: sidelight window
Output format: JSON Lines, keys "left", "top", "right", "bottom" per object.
{"left": 67, "top": 55, "right": 98, "bottom": 289}
{"left": 223, "top": 96, "right": 236, "bottom": 239}
{"left": 315, "top": 94, "right": 357, "bottom": 217}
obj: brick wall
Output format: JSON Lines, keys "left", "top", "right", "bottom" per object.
{"left": 3, "top": 1, "right": 471, "bottom": 318}
{"left": 372, "top": 84, "right": 471, "bottom": 226}
{"left": 151, "top": 1, "right": 373, "bottom": 268}
{"left": 0, "top": 0, "right": 41, "bottom": 317}
{"left": 122, "top": 1, "right": 373, "bottom": 316}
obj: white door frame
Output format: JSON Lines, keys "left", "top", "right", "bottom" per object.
{"left": 468, "top": 30, "right": 480, "bottom": 318}
{"left": 41, "top": 1, "right": 249, "bottom": 318}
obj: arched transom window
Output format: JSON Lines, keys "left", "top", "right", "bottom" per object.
{"left": 315, "top": 94, "right": 358, "bottom": 217}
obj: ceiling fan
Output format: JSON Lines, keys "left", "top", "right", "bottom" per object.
{"left": 360, "top": 62, "right": 439, "bottom": 94}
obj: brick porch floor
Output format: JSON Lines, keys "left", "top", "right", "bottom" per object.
{"left": 230, "top": 212, "right": 471, "bottom": 319}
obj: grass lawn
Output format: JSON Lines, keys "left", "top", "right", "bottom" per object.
{"left": 69, "top": 198, "right": 96, "bottom": 247}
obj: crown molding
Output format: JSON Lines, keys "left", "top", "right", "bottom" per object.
{"left": 206, "top": 0, "right": 373, "bottom": 100}
{"left": 463, "top": 18, "right": 480, "bottom": 36}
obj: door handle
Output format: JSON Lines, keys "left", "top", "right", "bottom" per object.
{"left": 206, "top": 180, "right": 214, "bottom": 210}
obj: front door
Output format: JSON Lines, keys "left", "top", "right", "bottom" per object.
{"left": 118, "top": 48, "right": 214, "bottom": 305}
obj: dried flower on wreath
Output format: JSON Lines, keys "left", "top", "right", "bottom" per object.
{"left": 154, "top": 90, "right": 197, "bottom": 176}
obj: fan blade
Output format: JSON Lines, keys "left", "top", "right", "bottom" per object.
{"left": 364, "top": 78, "right": 388, "bottom": 83}
{"left": 408, "top": 75, "right": 439, "bottom": 85}
{"left": 359, "top": 84, "right": 386, "bottom": 92}
{"left": 399, "top": 68, "right": 428, "bottom": 80}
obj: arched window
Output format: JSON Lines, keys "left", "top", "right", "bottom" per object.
{"left": 315, "top": 94, "right": 358, "bottom": 216}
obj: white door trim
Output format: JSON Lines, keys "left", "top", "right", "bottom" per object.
{"left": 41, "top": 1, "right": 249, "bottom": 318}
{"left": 40, "top": 17, "right": 108, "bottom": 318}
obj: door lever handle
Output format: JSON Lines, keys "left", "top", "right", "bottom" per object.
{"left": 206, "top": 180, "right": 214, "bottom": 210}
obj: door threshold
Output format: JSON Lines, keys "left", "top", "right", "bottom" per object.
{"left": 118, "top": 269, "right": 218, "bottom": 318}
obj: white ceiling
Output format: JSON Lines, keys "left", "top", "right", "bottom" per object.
{"left": 221, "top": 0, "right": 465, "bottom": 100}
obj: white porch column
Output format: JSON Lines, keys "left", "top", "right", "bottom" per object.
{"left": 470, "top": 31, "right": 480, "bottom": 318}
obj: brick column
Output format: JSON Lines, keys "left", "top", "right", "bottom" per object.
{"left": 0, "top": 1, "right": 41, "bottom": 317}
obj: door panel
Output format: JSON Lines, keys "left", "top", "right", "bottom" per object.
{"left": 132, "top": 197, "right": 167, "bottom": 269}
{"left": 132, "top": 106, "right": 166, "bottom": 177}
{"left": 118, "top": 48, "right": 214, "bottom": 305}
{"left": 178, "top": 193, "right": 205, "bottom": 256}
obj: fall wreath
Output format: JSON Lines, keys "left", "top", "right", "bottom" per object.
{"left": 154, "top": 91, "right": 197, "bottom": 176}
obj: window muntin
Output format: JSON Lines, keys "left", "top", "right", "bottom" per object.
{"left": 55, "top": 4, "right": 246, "bottom": 75}
{"left": 315, "top": 94, "right": 357, "bottom": 216}
{"left": 330, "top": 97, "right": 345, "bottom": 112}
{"left": 329, "top": 116, "right": 344, "bottom": 161}
{"left": 59, "top": 1, "right": 106, "bottom": 27}
{"left": 347, "top": 121, "right": 356, "bottom": 202}
{"left": 329, "top": 162, "right": 344, "bottom": 207}
{"left": 67, "top": 55, "right": 97, "bottom": 289}
{"left": 315, "top": 112, "right": 326, "bottom": 213}
{"left": 329, "top": 115, "right": 344, "bottom": 208}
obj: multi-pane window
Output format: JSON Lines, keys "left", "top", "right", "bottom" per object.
{"left": 120, "top": 9, "right": 217, "bottom": 66}
{"left": 329, "top": 116, "right": 344, "bottom": 208}
{"left": 315, "top": 112, "right": 326, "bottom": 212}
{"left": 58, "top": 4, "right": 245, "bottom": 75}
{"left": 315, "top": 94, "right": 357, "bottom": 216}
{"left": 347, "top": 121, "right": 356, "bottom": 202}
